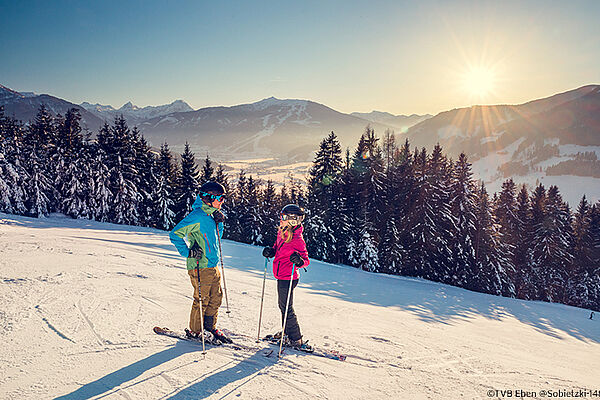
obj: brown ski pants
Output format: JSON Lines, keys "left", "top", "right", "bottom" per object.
{"left": 188, "top": 267, "right": 222, "bottom": 332}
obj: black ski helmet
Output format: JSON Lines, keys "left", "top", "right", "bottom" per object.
{"left": 199, "top": 181, "right": 225, "bottom": 195}
{"left": 281, "top": 204, "right": 305, "bottom": 217}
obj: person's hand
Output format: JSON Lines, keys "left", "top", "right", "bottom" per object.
{"left": 212, "top": 210, "right": 225, "bottom": 223}
{"left": 289, "top": 251, "right": 304, "bottom": 267}
{"left": 262, "top": 247, "right": 276, "bottom": 258}
{"left": 189, "top": 246, "right": 203, "bottom": 259}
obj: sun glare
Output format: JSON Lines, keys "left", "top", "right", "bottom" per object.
{"left": 461, "top": 66, "right": 496, "bottom": 100}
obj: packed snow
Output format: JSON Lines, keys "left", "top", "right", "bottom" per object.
{"left": 1, "top": 213, "right": 598, "bottom": 399}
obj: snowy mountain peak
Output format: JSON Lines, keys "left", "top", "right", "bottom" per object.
{"left": 165, "top": 99, "right": 193, "bottom": 112}
{"left": 249, "top": 96, "right": 308, "bottom": 111}
{"left": 0, "top": 84, "right": 24, "bottom": 101}
{"left": 119, "top": 101, "right": 139, "bottom": 111}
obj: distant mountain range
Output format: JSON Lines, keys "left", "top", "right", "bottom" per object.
{"left": 350, "top": 111, "right": 432, "bottom": 132}
{"left": 400, "top": 84, "right": 600, "bottom": 205}
{"left": 80, "top": 99, "right": 193, "bottom": 126}
{"left": 0, "top": 85, "right": 429, "bottom": 161}
{"left": 1, "top": 82, "right": 599, "bottom": 203}
{"left": 0, "top": 84, "right": 104, "bottom": 132}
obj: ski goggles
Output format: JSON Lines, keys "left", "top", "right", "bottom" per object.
{"left": 281, "top": 214, "right": 304, "bottom": 223}
{"left": 201, "top": 192, "right": 227, "bottom": 202}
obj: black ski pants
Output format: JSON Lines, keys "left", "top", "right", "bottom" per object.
{"left": 277, "top": 279, "right": 301, "bottom": 341}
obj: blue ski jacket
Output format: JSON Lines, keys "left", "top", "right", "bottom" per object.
{"left": 169, "top": 195, "right": 224, "bottom": 270}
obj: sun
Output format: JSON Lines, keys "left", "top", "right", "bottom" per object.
{"left": 461, "top": 66, "right": 497, "bottom": 99}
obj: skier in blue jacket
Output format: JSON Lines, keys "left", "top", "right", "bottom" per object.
{"left": 169, "top": 181, "right": 231, "bottom": 343}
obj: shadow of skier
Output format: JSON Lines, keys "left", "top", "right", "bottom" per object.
{"left": 163, "top": 350, "right": 273, "bottom": 399}
{"left": 53, "top": 341, "right": 253, "bottom": 400}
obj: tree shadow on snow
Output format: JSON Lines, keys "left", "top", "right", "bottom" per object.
{"left": 299, "top": 261, "right": 600, "bottom": 344}
{"left": 223, "top": 246, "right": 600, "bottom": 345}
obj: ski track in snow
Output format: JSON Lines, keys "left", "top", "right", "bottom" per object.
{"left": 0, "top": 213, "right": 598, "bottom": 399}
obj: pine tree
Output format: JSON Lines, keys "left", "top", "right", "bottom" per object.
{"left": 56, "top": 109, "right": 90, "bottom": 218}
{"left": 152, "top": 173, "right": 176, "bottom": 230}
{"left": 108, "top": 116, "right": 141, "bottom": 225}
{"left": 449, "top": 153, "right": 477, "bottom": 286}
{"left": 200, "top": 154, "right": 215, "bottom": 183}
{"left": 90, "top": 148, "right": 112, "bottom": 222}
{"left": 379, "top": 140, "right": 413, "bottom": 274}
{"left": 532, "top": 185, "right": 573, "bottom": 302}
{"left": 471, "top": 183, "right": 514, "bottom": 296}
{"left": 258, "top": 179, "right": 279, "bottom": 246}
{"left": 306, "top": 132, "right": 343, "bottom": 262}
{"left": 174, "top": 142, "right": 199, "bottom": 222}
{"left": 23, "top": 105, "right": 56, "bottom": 216}
{"left": 405, "top": 144, "right": 454, "bottom": 281}
{"left": 153, "top": 142, "right": 177, "bottom": 230}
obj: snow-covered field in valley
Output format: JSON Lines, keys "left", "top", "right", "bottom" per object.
{"left": 1, "top": 214, "right": 598, "bottom": 400}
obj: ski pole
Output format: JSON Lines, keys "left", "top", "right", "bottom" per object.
{"left": 256, "top": 257, "right": 269, "bottom": 343}
{"left": 216, "top": 232, "right": 231, "bottom": 314}
{"left": 196, "top": 261, "right": 206, "bottom": 355}
{"left": 278, "top": 266, "right": 297, "bottom": 358}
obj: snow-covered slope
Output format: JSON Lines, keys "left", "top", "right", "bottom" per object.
{"left": 1, "top": 214, "right": 597, "bottom": 399}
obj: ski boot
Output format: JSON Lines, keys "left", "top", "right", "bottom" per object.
{"left": 210, "top": 328, "right": 233, "bottom": 344}
{"left": 291, "top": 338, "right": 314, "bottom": 353}
{"left": 264, "top": 331, "right": 283, "bottom": 342}
{"left": 185, "top": 328, "right": 217, "bottom": 344}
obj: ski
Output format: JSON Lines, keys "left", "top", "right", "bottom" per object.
{"left": 262, "top": 335, "right": 347, "bottom": 361}
{"left": 153, "top": 326, "right": 265, "bottom": 354}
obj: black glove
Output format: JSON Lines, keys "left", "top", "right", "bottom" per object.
{"left": 262, "top": 246, "right": 276, "bottom": 258}
{"left": 188, "top": 244, "right": 203, "bottom": 260}
{"left": 289, "top": 251, "right": 304, "bottom": 267}
{"left": 212, "top": 210, "right": 225, "bottom": 224}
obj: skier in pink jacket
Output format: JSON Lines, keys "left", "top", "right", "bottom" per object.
{"left": 262, "top": 204, "right": 311, "bottom": 350}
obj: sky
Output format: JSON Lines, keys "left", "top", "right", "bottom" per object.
{"left": 1, "top": 0, "right": 599, "bottom": 116}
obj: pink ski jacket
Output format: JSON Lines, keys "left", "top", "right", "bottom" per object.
{"left": 272, "top": 225, "right": 310, "bottom": 280}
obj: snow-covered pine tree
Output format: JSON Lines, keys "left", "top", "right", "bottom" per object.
{"left": 22, "top": 105, "right": 56, "bottom": 217}
{"left": 258, "top": 179, "right": 279, "bottom": 247}
{"left": 107, "top": 116, "right": 141, "bottom": 225}
{"left": 89, "top": 147, "right": 112, "bottom": 222}
{"left": 306, "top": 131, "right": 344, "bottom": 262}
{"left": 449, "top": 153, "right": 477, "bottom": 286}
{"left": 132, "top": 129, "right": 158, "bottom": 226}
{"left": 569, "top": 196, "right": 593, "bottom": 307}
{"left": 382, "top": 128, "right": 397, "bottom": 174}
{"left": 329, "top": 147, "right": 354, "bottom": 265}
{"left": 584, "top": 204, "right": 600, "bottom": 310}
{"left": 378, "top": 140, "right": 413, "bottom": 274}
{"left": 239, "top": 175, "right": 262, "bottom": 245}
{"left": 152, "top": 143, "right": 177, "bottom": 230}
{"left": 471, "top": 182, "right": 514, "bottom": 296}
{"left": 174, "top": 142, "right": 199, "bottom": 222}
{"left": 347, "top": 127, "right": 386, "bottom": 271}
{"left": 357, "top": 224, "right": 379, "bottom": 272}
{"left": 405, "top": 144, "right": 454, "bottom": 281}
{"left": 512, "top": 185, "right": 532, "bottom": 299}
{"left": 0, "top": 108, "right": 26, "bottom": 214}
{"left": 214, "top": 163, "right": 230, "bottom": 193}
{"left": 56, "top": 109, "right": 91, "bottom": 219}
{"left": 152, "top": 173, "right": 175, "bottom": 231}
{"left": 225, "top": 170, "right": 247, "bottom": 242}
{"left": 200, "top": 154, "right": 215, "bottom": 183}
{"left": 521, "top": 184, "right": 547, "bottom": 300}
{"left": 532, "top": 185, "right": 573, "bottom": 303}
